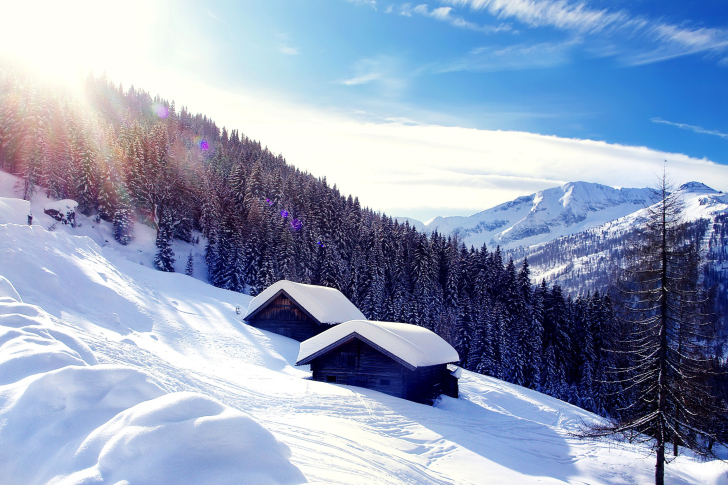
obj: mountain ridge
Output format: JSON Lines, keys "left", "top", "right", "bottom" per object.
{"left": 397, "top": 180, "right": 724, "bottom": 250}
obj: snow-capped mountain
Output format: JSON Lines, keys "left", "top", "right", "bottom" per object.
{"left": 501, "top": 181, "right": 728, "bottom": 294}
{"left": 400, "top": 181, "right": 718, "bottom": 250}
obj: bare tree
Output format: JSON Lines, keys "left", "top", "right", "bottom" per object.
{"left": 585, "top": 169, "right": 724, "bottom": 485}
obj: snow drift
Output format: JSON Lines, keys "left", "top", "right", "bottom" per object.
{"left": 0, "top": 276, "right": 305, "bottom": 485}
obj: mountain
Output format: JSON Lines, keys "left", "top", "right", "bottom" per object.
{"left": 0, "top": 188, "right": 724, "bottom": 484}
{"left": 503, "top": 181, "right": 728, "bottom": 295}
{"left": 400, "top": 180, "right": 728, "bottom": 257}
{"left": 399, "top": 181, "right": 665, "bottom": 250}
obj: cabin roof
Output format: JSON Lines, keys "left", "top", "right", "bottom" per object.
{"left": 296, "top": 320, "right": 459, "bottom": 369}
{"left": 244, "top": 280, "right": 365, "bottom": 325}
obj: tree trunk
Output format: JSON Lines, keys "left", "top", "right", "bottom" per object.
{"left": 656, "top": 441, "right": 665, "bottom": 485}
{"left": 656, "top": 185, "right": 668, "bottom": 485}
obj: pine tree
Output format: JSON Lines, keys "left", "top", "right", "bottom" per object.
{"left": 185, "top": 252, "right": 194, "bottom": 276}
{"left": 113, "top": 188, "right": 134, "bottom": 245}
{"left": 586, "top": 170, "right": 724, "bottom": 485}
{"left": 154, "top": 208, "right": 175, "bottom": 272}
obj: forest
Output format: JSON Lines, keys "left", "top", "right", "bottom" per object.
{"left": 0, "top": 66, "right": 724, "bottom": 430}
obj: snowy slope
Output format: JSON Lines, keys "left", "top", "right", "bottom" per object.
{"left": 399, "top": 182, "right": 663, "bottom": 250}
{"left": 1, "top": 179, "right": 727, "bottom": 483}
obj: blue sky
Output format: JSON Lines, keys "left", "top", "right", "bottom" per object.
{"left": 192, "top": 0, "right": 728, "bottom": 162}
{"left": 2, "top": 0, "right": 728, "bottom": 219}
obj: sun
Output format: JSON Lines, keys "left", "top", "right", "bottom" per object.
{"left": 0, "top": 0, "right": 162, "bottom": 88}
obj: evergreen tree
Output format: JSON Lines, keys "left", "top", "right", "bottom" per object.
{"left": 113, "top": 188, "right": 134, "bottom": 245}
{"left": 154, "top": 208, "right": 175, "bottom": 272}
{"left": 185, "top": 252, "right": 194, "bottom": 276}
{"left": 587, "top": 171, "right": 724, "bottom": 485}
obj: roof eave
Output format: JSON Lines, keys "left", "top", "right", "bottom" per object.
{"left": 297, "top": 331, "right": 420, "bottom": 371}
{"left": 244, "top": 288, "right": 323, "bottom": 325}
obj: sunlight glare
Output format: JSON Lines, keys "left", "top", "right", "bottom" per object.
{"left": 0, "top": 0, "right": 162, "bottom": 88}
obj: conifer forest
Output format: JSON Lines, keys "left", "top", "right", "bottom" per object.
{"left": 1, "top": 66, "right": 726, "bottom": 442}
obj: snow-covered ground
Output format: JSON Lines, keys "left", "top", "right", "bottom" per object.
{"left": 1, "top": 173, "right": 727, "bottom": 484}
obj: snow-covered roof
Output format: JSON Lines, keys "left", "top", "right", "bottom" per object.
{"left": 244, "top": 280, "right": 365, "bottom": 325}
{"left": 296, "top": 320, "right": 459, "bottom": 369}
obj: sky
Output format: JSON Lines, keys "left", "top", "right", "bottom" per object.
{"left": 1, "top": 0, "right": 727, "bottom": 221}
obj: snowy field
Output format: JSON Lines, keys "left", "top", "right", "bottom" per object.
{"left": 1, "top": 174, "right": 727, "bottom": 484}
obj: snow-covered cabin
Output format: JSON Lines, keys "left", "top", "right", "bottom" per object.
{"left": 296, "top": 320, "right": 460, "bottom": 404}
{"left": 243, "top": 280, "right": 366, "bottom": 342}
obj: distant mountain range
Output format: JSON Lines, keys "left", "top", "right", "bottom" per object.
{"left": 397, "top": 181, "right": 725, "bottom": 251}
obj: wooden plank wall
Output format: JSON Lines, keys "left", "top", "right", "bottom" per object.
{"left": 311, "top": 339, "right": 407, "bottom": 398}
{"left": 246, "top": 294, "right": 327, "bottom": 342}
{"left": 311, "top": 338, "right": 458, "bottom": 404}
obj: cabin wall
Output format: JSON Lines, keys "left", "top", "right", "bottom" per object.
{"left": 311, "top": 339, "right": 406, "bottom": 398}
{"left": 310, "top": 338, "right": 459, "bottom": 404}
{"left": 245, "top": 293, "right": 326, "bottom": 342}
{"left": 405, "top": 364, "right": 456, "bottom": 404}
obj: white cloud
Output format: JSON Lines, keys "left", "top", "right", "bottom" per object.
{"left": 397, "top": 3, "right": 511, "bottom": 33}
{"left": 162, "top": 79, "right": 728, "bottom": 221}
{"left": 445, "top": 0, "right": 629, "bottom": 33}
{"left": 652, "top": 118, "right": 728, "bottom": 140}
{"left": 340, "top": 56, "right": 408, "bottom": 95}
{"left": 438, "top": 0, "right": 728, "bottom": 65}
{"left": 66, "top": 60, "right": 728, "bottom": 221}
{"left": 344, "top": 0, "right": 378, "bottom": 9}
{"left": 280, "top": 46, "right": 300, "bottom": 55}
{"left": 440, "top": 37, "right": 580, "bottom": 72}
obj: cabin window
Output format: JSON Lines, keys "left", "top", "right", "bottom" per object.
{"left": 380, "top": 379, "right": 390, "bottom": 386}
{"left": 326, "top": 375, "right": 337, "bottom": 383}
{"left": 340, "top": 352, "right": 357, "bottom": 368}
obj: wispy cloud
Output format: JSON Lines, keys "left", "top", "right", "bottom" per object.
{"left": 345, "top": 0, "right": 378, "bottom": 9}
{"left": 443, "top": 0, "right": 631, "bottom": 33}
{"left": 204, "top": 7, "right": 222, "bottom": 22}
{"left": 340, "top": 56, "right": 408, "bottom": 95}
{"left": 391, "top": 3, "right": 512, "bottom": 33}
{"left": 280, "top": 46, "right": 299, "bottom": 55}
{"left": 438, "top": 0, "right": 728, "bottom": 65}
{"left": 275, "top": 33, "right": 300, "bottom": 56}
{"left": 440, "top": 37, "right": 580, "bottom": 72}
{"left": 652, "top": 118, "right": 728, "bottom": 140}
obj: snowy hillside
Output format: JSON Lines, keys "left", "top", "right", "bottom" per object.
{"left": 399, "top": 182, "right": 667, "bottom": 250}
{"left": 1, "top": 181, "right": 727, "bottom": 483}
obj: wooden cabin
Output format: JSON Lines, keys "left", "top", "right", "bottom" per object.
{"left": 244, "top": 280, "right": 365, "bottom": 342}
{"left": 296, "top": 320, "right": 460, "bottom": 404}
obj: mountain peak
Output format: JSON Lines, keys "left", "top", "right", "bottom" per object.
{"left": 679, "top": 181, "right": 718, "bottom": 193}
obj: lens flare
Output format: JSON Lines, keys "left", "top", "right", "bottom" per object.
{"left": 281, "top": 210, "right": 289, "bottom": 218}
{"left": 153, "top": 103, "right": 168, "bottom": 119}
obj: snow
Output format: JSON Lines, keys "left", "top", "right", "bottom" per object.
{"left": 522, "top": 181, "right": 728, "bottom": 288}
{"left": 0, "top": 170, "right": 726, "bottom": 484}
{"left": 400, "top": 181, "right": 662, "bottom": 250}
{"left": 246, "top": 279, "right": 365, "bottom": 324}
{"left": 0, "top": 261, "right": 303, "bottom": 485}
{"left": 297, "top": 319, "right": 459, "bottom": 368}
{"left": 44, "top": 198, "right": 78, "bottom": 213}
{"left": 0, "top": 196, "right": 30, "bottom": 225}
